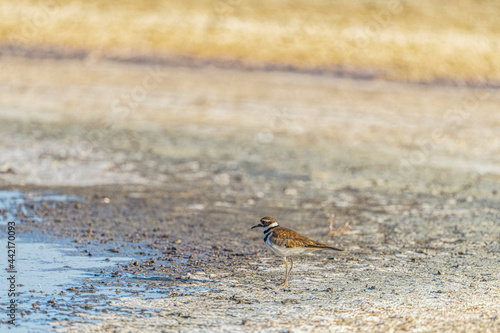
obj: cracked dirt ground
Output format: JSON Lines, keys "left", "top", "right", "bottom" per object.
{"left": 0, "top": 55, "right": 499, "bottom": 332}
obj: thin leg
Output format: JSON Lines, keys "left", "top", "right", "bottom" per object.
{"left": 283, "top": 258, "right": 293, "bottom": 287}
{"left": 281, "top": 257, "right": 290, "bottom": 287}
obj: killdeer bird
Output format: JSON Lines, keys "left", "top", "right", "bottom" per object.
{"left": 251, "top": 216, "right": 343, "bottom": 287}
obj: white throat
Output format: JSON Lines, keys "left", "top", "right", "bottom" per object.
{"left": 263, "top": 222, "right": 278, "bottom": 232}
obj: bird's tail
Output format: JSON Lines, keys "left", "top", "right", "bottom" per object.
{"left": 307, "top": 242, "right": 343, "bottom": 251}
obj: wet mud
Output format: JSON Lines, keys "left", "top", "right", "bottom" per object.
{"left": 0, "top": 56, "right": 499, "bottom": 332}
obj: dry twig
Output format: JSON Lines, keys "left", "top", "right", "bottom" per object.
{"left": 328, "top": 214, "right": 350, "bottom": 236}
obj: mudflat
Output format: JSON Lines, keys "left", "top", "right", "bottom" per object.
{"left": 0, "top": 55, "right": 499, "bottom": 332}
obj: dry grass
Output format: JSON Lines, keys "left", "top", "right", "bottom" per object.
{"left": 1, "top": 0, "right": 499, "bottom": 81}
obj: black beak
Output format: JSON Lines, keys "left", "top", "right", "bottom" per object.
{"left": 251, "top": 225, "right": 260, "bottom": 229}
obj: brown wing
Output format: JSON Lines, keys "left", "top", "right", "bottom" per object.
{"left": 270, "top": 227, "right": 343, "bottom": 251}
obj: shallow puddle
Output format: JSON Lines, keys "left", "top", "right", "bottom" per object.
{"left": 0, "top": 191, "right": 25, "bottom": 227}
{"left": 0, "top": 235, "right": 132, "bottom": 331}
{"left": 0, "top": 190, "right": 201, "bottom": 331}
{"left": 0, "top": 191, "right": 130, "bottom": 331}
{"left": 0, "top": 190, "right": 84, "bottom": 227}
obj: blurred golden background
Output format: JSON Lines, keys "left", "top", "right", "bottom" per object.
{"left": 1, "top": 0, "right": 499, "bottom": 82}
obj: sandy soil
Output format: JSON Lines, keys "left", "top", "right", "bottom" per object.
{"left": 0, "top": 55, "right": 499, "bottom": 332}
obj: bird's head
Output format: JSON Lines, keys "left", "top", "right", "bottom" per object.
{"left": 251, "top": 216, "right": 278, "bottom": 230}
